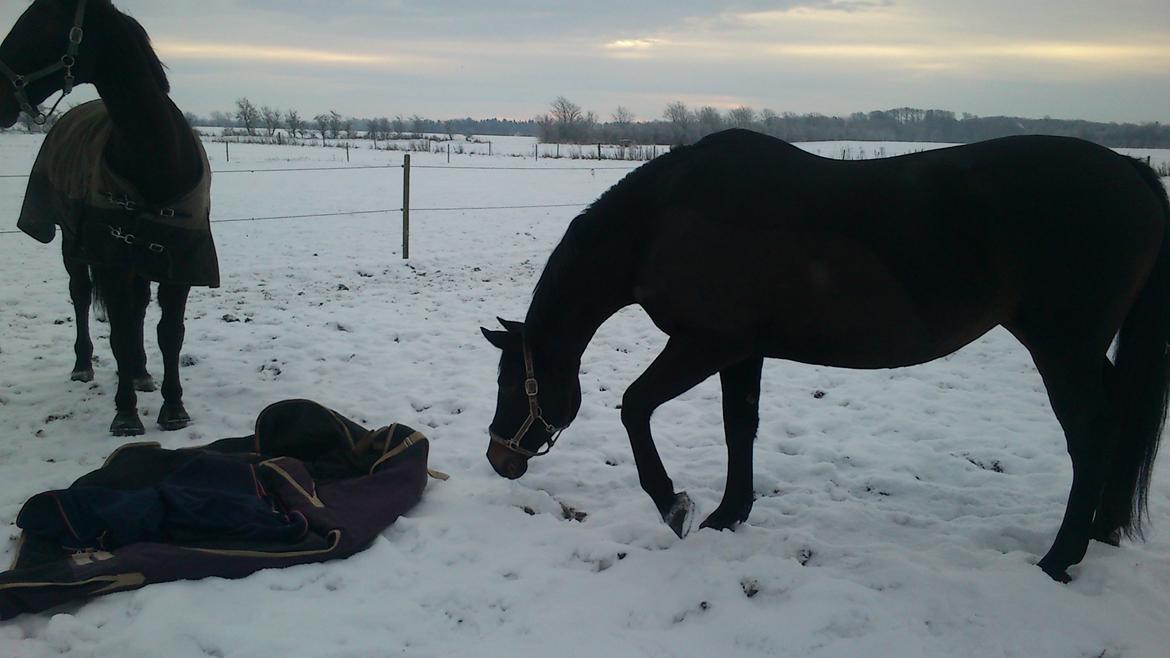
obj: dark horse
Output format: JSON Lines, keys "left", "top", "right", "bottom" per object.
{"left": 1, "top": 0, "right": 216, "bottom": 435}
{"left": 483, "top": 128, "right": 1170, "bottom": 582}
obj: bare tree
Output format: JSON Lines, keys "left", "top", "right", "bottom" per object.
{"left": 235, "top": 97, "right": 260, "bottom": 135}
{"left": 696, "top": 105, "right": 723, "bottom": 136}
{"left": 340, "top": 118, "right": 354, "bottom": 140}
{"left": 410, "top": 114, "right": 426, "bottom": 135}
{"left": 327, "top": 111, "right": 342, "bottom": 139}
{"left": 285, "top": 109, "right": 303, "bottom": 139}
{"left": 260, "top": 105, "right": 281, "bottom": 137}
{"left": 663, "top": 100, "right": 693, "bottom": 144}
{"left": 612, "top": 105, "right": 635, "bottom": 126}
{"left": 314, "top": 113, "right": 330, "bottom": 143}
{"left": 759, "top": 108, "right": 780, "bottom": 137}
{"left": 543, "top": 96, "right": 594, "bottom": 143}
{"left": 727, "top": 106, "right": 756, "bottom": 130}
{"left": 392, "top": 115, "right": 405, "bottom": 136}
{"left": 550, "top": 96, "right": 584, "bottom": 127}
{"left": 442, "top": 119, "right": 456, "bottom": 140}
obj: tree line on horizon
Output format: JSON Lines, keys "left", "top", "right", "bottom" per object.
{"left": 15, "top": 95, "right": 1151, "bottom": 149}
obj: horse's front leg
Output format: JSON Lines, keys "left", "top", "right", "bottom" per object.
{"left": 620, "top": 335, "right": 745, "bottom": 538}
{"left": 62, "top": 247, "right": 94, "bottom": 382}
{"left": 156, "top": 283, "right": 192, "bottom": 430}
{"left": 94, "top": 268, "right": 149, "bottom": 436}
{"left": 700, "top": 356, "right": 764, "bottom": 531}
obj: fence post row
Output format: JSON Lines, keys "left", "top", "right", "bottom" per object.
{"left": 402, "top": 153, "right": 411, "bottom": 260}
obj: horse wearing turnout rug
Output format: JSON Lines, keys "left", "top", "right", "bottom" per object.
{"left": 482, "top": 128, "right": 1170, "bottom": 583}
{"left": 1, "top": 0, "right": 218, "bottom": 436}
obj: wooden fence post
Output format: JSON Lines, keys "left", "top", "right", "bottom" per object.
{"left": 402, "top": 154, "right": 411, "bottom": 259}
{"left": 225, "top": 140, "right": 230, "bottom": 163}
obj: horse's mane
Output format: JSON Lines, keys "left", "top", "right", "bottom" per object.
{"left": 101, "top": 2, "right": 170, "bottom": 92}
{"left": 526, "top": 146, "right": 692, "bottom": 328}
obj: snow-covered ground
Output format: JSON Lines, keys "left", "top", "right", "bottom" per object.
{"left": 1, "top": 134, "right": 1169, "bottom": 657}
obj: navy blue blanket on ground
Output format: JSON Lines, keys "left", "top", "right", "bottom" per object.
{"left": 0, "top": 399, "right": 437, "bottom": 620}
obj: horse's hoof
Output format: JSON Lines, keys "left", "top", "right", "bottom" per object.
{"left": 70, "top": 369, "right": 94, "bottom": 383}
{"left": 1038, "top": 561, "right": 1072, "bottom": 584}
{"left": 699, "top": 502, "right": 751, "bottom": 531}
{"left": 110, "top": 411, "right": 145, "bottom": 437}
{"left": 661, "top": 492, "right": 696, "bottom": 539}
{"left": 157, "top": 402, "right": 191, "bottom": 431}
{"left": 1092, "top": 527, "right": 1122, "bottom": 547}
{"left": 133, "top": 375, "right": 157, "bottom": 392}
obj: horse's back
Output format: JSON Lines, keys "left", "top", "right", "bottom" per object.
{"left": 629, "top": 131, "right": 1167, "bottom": 367}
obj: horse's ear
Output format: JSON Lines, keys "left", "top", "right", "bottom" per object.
{"left": 482, "top": 327, "right": 517, "bottom": 350}
{"left": 497, "top": 317, "right": 525, "bottom": 334}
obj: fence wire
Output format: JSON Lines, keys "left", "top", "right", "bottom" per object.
{"left": 0, "top": 158, "right": 629, "bottom": 236}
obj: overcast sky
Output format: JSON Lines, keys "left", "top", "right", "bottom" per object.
{"left": 5, "top": 0, "right": 1169, "bottom": 123}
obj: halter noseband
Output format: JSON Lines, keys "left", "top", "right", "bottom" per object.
{"left": 489, "top": 339, "right": 566, "bottom": 459}
{"left": 0, "top": 0, "right": 88, "bottom": 126}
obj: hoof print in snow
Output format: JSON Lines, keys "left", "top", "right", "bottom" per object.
{"left": 337, "top": 283, "right": 350, "bottom": 291}
{"left": 180, "top": 354, "right": 199, "bottom": 367}
{"left": 222, "top": 314, "right": 240, "bottom": 323}
{"left": 521, "top": 506, "right": 536, "bottom": 516}
{"left": 44, "top": 413, "right": 72, "bottom": 424}
{"left": 741, "top": 579, "right": 760, "bottom": 598}
{"left": 813, "top": 390, "right": 826, "bottom": 399}
{"left": 258, "top": 362, "right": 283, "bottom": 379}
{"left": 965, "top": 455, "right": 1005, "bottom": 473}
{"left": 797, "top": 547, "right": 814, "bottom": 566}
{"left": 328, "top": 322, "right": 351, "bottom": 332}
{"left": 560, "top": 503, "right": 587, "bottom": 522}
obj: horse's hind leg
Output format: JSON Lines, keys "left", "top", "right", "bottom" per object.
{"left": 62, "top": 245, "right": 94, "bottom": 382}
{"left": 701, "top": 356, "right": 764, "bottom": 531}
{"left": 1026, "top": 348, "right": 1117, "bottom": 582}
{"left": 155, "top": 283, "right": 191, "bottom": 430}
{"left": 93, "top": 267, "right": 149, "bottom": 436}
{"left": 621, "top": 335, "right": 747, "bottom": 538}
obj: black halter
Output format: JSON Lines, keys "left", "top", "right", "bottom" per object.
{"left": 0, "top": 0, "right": 88, "bottom": 126}
{"left": 488, "top": 339, "right": 566, "bottom": 459}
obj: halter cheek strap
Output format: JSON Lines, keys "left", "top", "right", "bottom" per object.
{"left": 0, "top": 0, "right": 88, "bottom": 125}
{"left": 489, "top": 339, "right": 566, "bottom": 459}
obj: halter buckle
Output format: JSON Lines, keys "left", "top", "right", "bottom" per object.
{"left": 69, "top": 27, "right": 84, "bottom": 46}
{"left": 524, "top": 378, "right": 539, "bottom": 396}
{"left": 12, "top": 76, "right": 26, "bottom": 90}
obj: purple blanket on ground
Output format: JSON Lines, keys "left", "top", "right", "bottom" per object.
{"left": 0, "top": 399, "right": 438, "bottom": 620}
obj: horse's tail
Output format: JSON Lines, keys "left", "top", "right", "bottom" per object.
{"left": 89, "top": 265, "right": 108, "bottom": 315}
{"left": 1109, "top": 159, "right": 1170, "bottom": 539}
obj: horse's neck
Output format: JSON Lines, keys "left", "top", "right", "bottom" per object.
{"left": 525, "top": 217, "right": 638, "bottom": 365}
{"left": 91, "top": 42, "right": 196, "bottom": 204}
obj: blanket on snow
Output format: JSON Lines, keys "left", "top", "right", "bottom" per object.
{"left": 0, "top": 399, "right": 443, "bottom": 620}
{"left": 17, "top": 100, "right": 219, "bottom": 287}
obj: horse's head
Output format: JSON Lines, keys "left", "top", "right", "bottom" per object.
{"left": 481, "top": 318, "right": 581, "bottom": 479}
{"left": 0, "top": 0, "right": 106, "bottom": 128}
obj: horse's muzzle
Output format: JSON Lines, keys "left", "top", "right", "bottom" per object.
{"left": 486, "top": 443, "right": 529, "bottom": 479}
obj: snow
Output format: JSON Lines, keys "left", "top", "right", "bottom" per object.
{"left": 1, "top": 134, "right": 1169, "bottom": 657}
